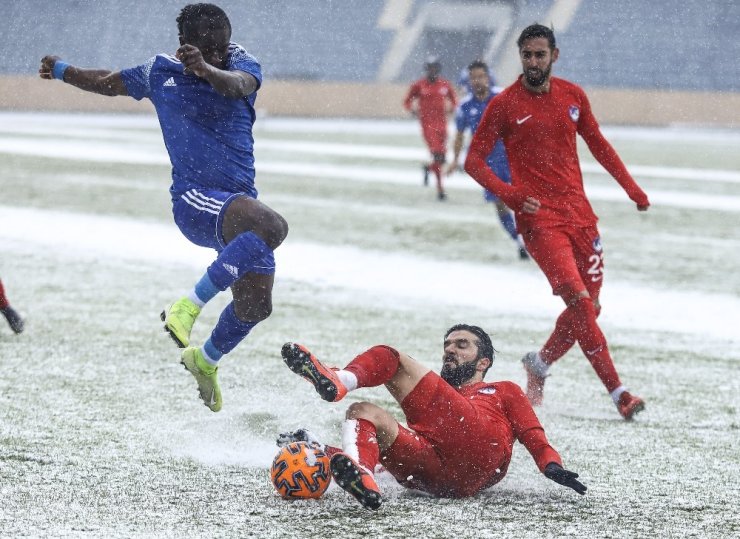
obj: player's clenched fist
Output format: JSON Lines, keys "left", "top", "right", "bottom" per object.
{"left": 176, "top": 44, "right": 210, "bottom": 77}
{"left": 39, "top": 55, "right": 62, "bottom": 79}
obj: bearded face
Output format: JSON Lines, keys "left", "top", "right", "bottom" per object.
{"left": 440, "top": 359, "right": 480, "bottom": 387}
{"left": 519, "top": 36, "right": 558, "bottom": 91}
{"left": 523, "top": 60, "right": 552, "bottom": 88}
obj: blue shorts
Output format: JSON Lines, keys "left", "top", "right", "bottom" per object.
{"left": 483, "top": 161, "right": 512, "bottom": 203}
{"left": 172, "top": 188, "right": 275, "bottom": 274}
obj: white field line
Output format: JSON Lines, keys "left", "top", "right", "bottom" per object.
{"left": 7, "top": 111, "right": 740, "bottom": 144}
{"left": 2, "top": 134, "right": 739, "bottom": 212}
{"left": 2, "top": 114, "right": 740, "bottom": 184}
{"left": 13, "top": 171, "right": 740, "bottom": 249}
{"left": 1, "top": 205, "right": 738, "bottom": 344}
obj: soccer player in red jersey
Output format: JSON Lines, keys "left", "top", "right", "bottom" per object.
{"left": 403, "top": 57, "right": 457, "bottom": 200}
{"left": 464, "top": 24, "right": 649, "bottom": 420}
{"left": 0, "top": 278, "right": 24, "bottom": 334}
{"left": 279, "top": 324, "right": 586, "bottom": 510}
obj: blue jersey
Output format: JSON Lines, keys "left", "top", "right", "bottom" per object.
{"left": 120, "top": 42, "right": 262, "bottom": 199}
{"left": 455, "top": 91, "right": 509, "bottom": 173}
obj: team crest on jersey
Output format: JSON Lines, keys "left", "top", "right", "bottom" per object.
{"left": 478, "top": 387, "right": 496, "bottom": 395}
{"left": 569, "top": 105, "right": 580, "bottom": 122}
{"left": 592, "top": 236, "right": 602, "bottom": 252}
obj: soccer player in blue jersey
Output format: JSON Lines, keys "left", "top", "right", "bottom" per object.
{"left": 39, "top": 3, "right": 288, "bottom": 412}
{"left": 447, "top": 60, "right": 528, "bottom": 260}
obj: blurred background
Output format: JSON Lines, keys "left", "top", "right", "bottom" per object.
{"left": 2, "top": 0, "right": 739, "bottom": 124}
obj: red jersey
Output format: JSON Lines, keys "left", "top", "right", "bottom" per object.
{"left": 386, "top": 374, "right": 562, "bottom": 497}
{"left": 403, "top": 77, "right": 457, "bottom": 127}
{"left": 450, "top": 380, "right": 561, "bottom": 478}
{"left": 464, "top": 76, "right": 649, "bottom": 231}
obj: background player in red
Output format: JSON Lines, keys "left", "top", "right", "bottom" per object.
{"left": 403, "top": 57, "right": 457, "bottom": 200}
{"left": 279, "top": 324, "right": 586, "bottom": 510}
{"left": 0, "top": 278, "right": 24, "bottom": 334}
{"left": 464, "top": 24, "right": 649, "bottom": 420}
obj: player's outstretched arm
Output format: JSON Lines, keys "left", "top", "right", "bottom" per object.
{"left": 544, "top": 462, "right": 587, "bottom": 495}
{"left": 39, "top": 55, "right": 127, "bottom": 96}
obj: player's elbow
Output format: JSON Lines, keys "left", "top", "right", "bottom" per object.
{"left": 463, "top": 153, "right": 478, "bottom": 176}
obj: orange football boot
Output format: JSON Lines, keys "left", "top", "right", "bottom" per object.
{"left": 330, "top": 453, "right": 382, "bottom": 510}
{"left": 281, "top": 342, "right": 348, "bottom": 402}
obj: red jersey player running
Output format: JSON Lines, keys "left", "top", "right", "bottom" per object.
{"left": 403, "top": 57, "right": 457, "bottom": 200}
{"left": 279, "top": 324, "right": 586, "bottom": 510}
{"left": 0, "top": 278, "right": 24, "bottom": 334}
{"left": 464, "top": 24, "right": 649, "bottom": 420}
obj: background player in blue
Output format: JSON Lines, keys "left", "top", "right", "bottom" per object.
{"left": 39, "top": 3, "right": 289, "bottom": 412}
{"left": 447, "top": 60, "right": 528, "bottom": 260}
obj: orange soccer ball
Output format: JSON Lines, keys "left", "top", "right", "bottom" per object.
{"left": 270, "top": 442, "right": 331, "bottom": 499}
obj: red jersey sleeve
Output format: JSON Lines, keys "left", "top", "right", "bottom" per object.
{"left": 403, "top": 81, "right": 420, "bottom": 112}
{"left": 576, "top": 89, "right": 650, "bottom": 208}
{"left": 464, "top": 96, "right": 527, "bottom": 210}
{"left": 499, "top": 382, "right": 562, "bottom": 472}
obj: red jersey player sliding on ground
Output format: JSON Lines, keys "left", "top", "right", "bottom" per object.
{"left": 464, "top": 24, "right": 649, "bottom": 420}
{"left": 279, "top": 324, "right": 586, "bottom": 510}
{"left": 404, "top": 57, "right": 457, "bottom": 201}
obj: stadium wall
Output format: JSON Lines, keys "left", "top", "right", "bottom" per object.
{"left": 1, "top": 75, "right": 739, "bottom": 128}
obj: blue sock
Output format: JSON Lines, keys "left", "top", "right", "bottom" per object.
{"left": 499, "top": 212, "right": 518, "bottom": 241}
{"left": 202, "top": 302, "right": 259, "bottom": 362}
{"left": 193, "top": 273, "right": 220, "bottom": 304}
{"left": 206, "top": 231, "right": 272, "bottom": 291}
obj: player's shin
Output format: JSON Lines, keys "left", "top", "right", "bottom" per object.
{"left": 332, "top": 418, "right": 382, "bottom": 509}
{"left": 203, "top": 302, "right": 259, "bottom": 363}
{"left": 343, "top": 346, "right": 400, "bottom": 389}
{"left": 541, "top": 308, "right": 577, "bottom": 364}
{"left": 571, "top": 298, "right": 621, "bottom": 392}
{"left": 206, "top": 231, "right": 273, "bottom": 292}
{"left": 342, "top": 418, "right": 380, "bottom": 473}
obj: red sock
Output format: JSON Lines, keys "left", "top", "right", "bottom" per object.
{"left": 540, "top": 308, "right": 576, "bottom": 364}
{"left": 343, "top": 345, "right": 399, "bottom": 389}
{"left": 430, "top": 163, "right": 443, "bottom": 192}
{"left": 571, "top": 297, "right": 621, "bottom": 392}
{"left": 346, "top": 418, "right": 379, "bottom": 472}
{"left": 0, "top": 280, "right": 8, "bottom": 310}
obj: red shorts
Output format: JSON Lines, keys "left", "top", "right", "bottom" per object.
{"left": 421, "top": 122, "right": 447, "bottom": 156}
{"left": 523, "top": 225, "right": 604, "bottom": 299}
{"left": 380, "top": 373, "right": 511, "bottom": 498}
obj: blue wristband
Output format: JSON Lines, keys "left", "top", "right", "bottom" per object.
{"left": 52, "top": 61, "right": 70, "bottom": 81}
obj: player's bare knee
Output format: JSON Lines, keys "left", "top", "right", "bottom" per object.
{"left": 233, "top": 297, "right": 272, "bottom": 321}
{"left": 254, "top": 208, "right": 288, "bottom": 250}
{"left": 346, "top": 401, "right": 384, "bottom": 423}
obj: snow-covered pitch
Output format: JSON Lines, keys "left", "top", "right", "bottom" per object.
{"left": 1, "top": 112, "right": 738, "bottom": 537}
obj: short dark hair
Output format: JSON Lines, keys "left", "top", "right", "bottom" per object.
{"left": 517, "top": 23, "right": 556, "bottom": 50}
{"left": 177, "top": 3, "right": 231, "bottom": 37}
{"left": 445, "top": 324, "right": 496, "bottom": 375}
{"left": 467, "top": 59, "right": 489, "bottom": 73}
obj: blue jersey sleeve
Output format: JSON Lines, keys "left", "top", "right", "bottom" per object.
{"left": 227, "top": 43, "right": 262, "bottom": 91}
{"left": 120, "top": 57, "right": 156, "bottom": 100}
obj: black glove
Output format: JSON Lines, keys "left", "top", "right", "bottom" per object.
{"left": 276, "top": 428, "right": 323, "bottom": 450}
{"left": 544, "top": 463, "right": 587, "bottom": 495}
